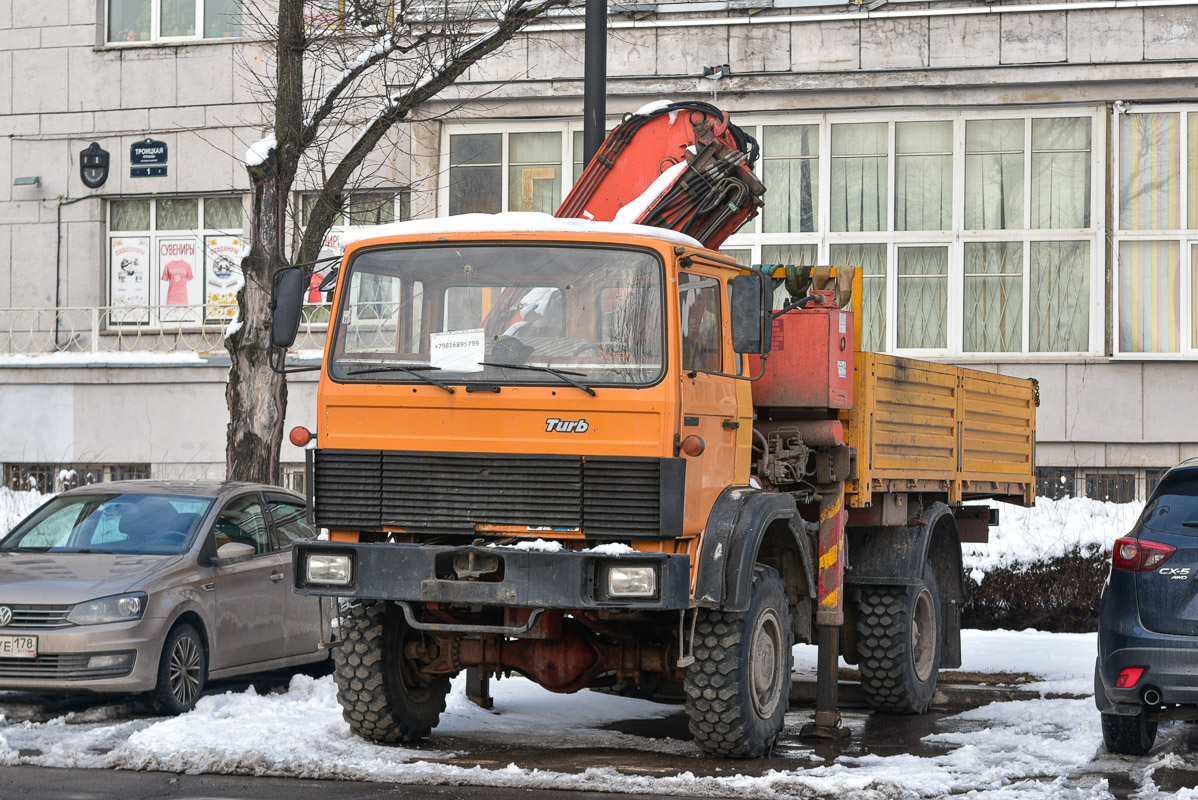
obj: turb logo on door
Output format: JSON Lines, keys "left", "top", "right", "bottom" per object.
{"left": 545, "top": 418, "right": 589, "bottom": 433}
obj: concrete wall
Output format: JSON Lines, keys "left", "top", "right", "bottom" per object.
{"left": 0, "top": 361, "right": 318, "bottom": 477}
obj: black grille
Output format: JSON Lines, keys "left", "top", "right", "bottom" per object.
{"left": 315, "top": 450, "right": 682, "bottom": 538}
{"left": 0, "top": 654, "right": 131, "bottom": 680}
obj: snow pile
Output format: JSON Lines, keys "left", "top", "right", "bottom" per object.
{"left": 337, "top": 212, "right": 702, "bottom": 248}
{"left": 244, "top": 136, "right": 277, "bottom": 167}
{"left": 0, "top": 486, "right": 51, "bottom": 535}
{"left": 967, "top": 496, "right": 1144, "bottom": 574}
{"left": 0, "top": 352, "right": 209, "bottom": 366}
{"left": 613, "top": 161, "right": 689, "bottom": 225}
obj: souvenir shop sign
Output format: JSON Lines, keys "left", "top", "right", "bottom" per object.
{"left": 130, "top": 138, "right": 168, "bottom": 178}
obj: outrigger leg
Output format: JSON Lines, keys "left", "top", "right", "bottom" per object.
{"left": 800, "top": 480, "right": 851, "bottom": 740}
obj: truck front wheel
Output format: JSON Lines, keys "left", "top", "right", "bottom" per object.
{"left": 684, "top": 565, "right": 793, "bottom": 758}
{"left": 334, "top": 600, "right": 451, "bottom": 744}
{"left": 857, "top": 566, "right": 942, "bottom": 713}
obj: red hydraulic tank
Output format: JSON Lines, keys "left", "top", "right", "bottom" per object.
{"left": 751, "top": 294, "right": 855, "bottom": 411}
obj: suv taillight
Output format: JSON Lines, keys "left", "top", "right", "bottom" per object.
{"left": 1112, "top": 537, "right": 1177, "bottom": 571}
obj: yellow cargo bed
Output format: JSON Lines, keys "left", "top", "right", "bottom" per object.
{"left": 844, "top": 353, "right": 1036, "bottom": 508}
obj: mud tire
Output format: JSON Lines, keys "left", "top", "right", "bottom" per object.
{"left": 857, "top": 567, "right": 942, "bottom": 714}
{"left": 334, "top": 600, "right": 450, "bottom": 744}
{"left": 1101, "top": 709, "right": 1158, "bottom": 755}
{"left": 684, "top": 565, "right": 793, "bottom": 758}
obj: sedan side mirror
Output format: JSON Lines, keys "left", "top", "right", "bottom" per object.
{"left": 730, "top": 272, "right": 773, "bottom": 355}
{"left": 271, "top": 267, "right": 305, "bottom": 349}
{"left": 213, "top": 541, "right": 255, "bottom": 564}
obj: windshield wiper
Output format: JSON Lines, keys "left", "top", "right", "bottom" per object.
{"left": 477, "top": 361, "right": 596, "bottom": 396}
{"left": 344, "top": 364, "right": 455, "bottom": 393}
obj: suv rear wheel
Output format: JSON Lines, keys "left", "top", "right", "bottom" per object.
{"left": 1101, "top": 709, "right": 1158, "bottom": 755}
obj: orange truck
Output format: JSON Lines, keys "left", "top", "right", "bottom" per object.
{"left": 271, "top": 103, "right": 1036, "bottom": 758}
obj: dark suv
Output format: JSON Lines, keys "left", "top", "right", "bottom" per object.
{"left": 1096, "top": 459, "right": 1198, "bottom": 754}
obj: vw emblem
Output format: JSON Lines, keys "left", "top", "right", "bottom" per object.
{"left": 0, "top": 607, "right": 11, "bottom": 627}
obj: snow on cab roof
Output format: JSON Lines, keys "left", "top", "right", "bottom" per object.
{"left": 337, "top": 212, "right": 703, "bottom": 249}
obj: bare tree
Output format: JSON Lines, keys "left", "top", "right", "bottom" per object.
{"left": 228, "top": 0, "right": 573, "bottom": 483}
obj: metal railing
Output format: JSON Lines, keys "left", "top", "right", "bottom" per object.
{"left": 0, "top": 305, "right": 331, "bottom": 356}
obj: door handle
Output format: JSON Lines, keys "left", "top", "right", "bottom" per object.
{"left": 270, "top": 571, "right": 285, "bottom": 582}
{"left": 201, "top": 582, "right": 215, "bottom": 592}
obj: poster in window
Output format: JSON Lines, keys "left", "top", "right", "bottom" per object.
{"left": 109, "top": 237, "right": 150, "bottom": 324}
{"left": 158, "top": 237, "right": 201, "bottom": 324}
{"left": 205, "top": 236, "right": 244, "bottom": 322}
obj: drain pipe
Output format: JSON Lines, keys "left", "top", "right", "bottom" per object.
{"left": 55, "top": 195, "right": 93, "bottom": 350}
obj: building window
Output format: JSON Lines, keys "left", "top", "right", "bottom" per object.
{"left": 107, "top": 0, "right": 242, "bottom": 43}
{"left": 448, "top": 131, "right": 565, "bottom": 215}
{"left": 1113, "top": 108, "right": 1198, "bottom": 357}
{"left": 4, "top": 463, "right": 151, "bottom": 494}
{"left": 725, "top": 108, "right": 1102, "bottom": 357}
{"left": 1084, "top": 471, "right": 1139, "bottom": 504}
{"left": 762, "top": 125, "right": 818, "bottom": 234}
{"left": 107, "top": 196, "right": 243, "bottom": 326}
{"left": 1036, "top": 467, "right": 1074, "bottom": 500}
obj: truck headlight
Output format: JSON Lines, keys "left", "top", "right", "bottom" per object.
{"left": 306, "top": 553, "right": 353, "bottom": 586}
{"left": 605, "top": 565, "right": 658, "bottom": 598}
{"left": 67, "top": 593, "right": 147, "bottom": 625}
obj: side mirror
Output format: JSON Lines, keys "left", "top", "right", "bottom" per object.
{"left": 213, "top": 541, "right": 255, "bottom": 564}
{"left": 730, "top": 273, "right": 773, "bottom": 355}
{"left": 271, "top": 267, "right": 305, "bottom": 349}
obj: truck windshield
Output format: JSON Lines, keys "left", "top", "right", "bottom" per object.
{"left": 329, "top": 243, "right": 665, "bottom": 387}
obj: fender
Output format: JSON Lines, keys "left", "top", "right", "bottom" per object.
{"left": 693, "top": 487, "right": 816, "bottom": 612}
{"left": 844, "top": 501, "right": 960, "bottom": 590}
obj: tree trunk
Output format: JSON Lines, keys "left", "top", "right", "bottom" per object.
{"left": 225, "top": 176, "right": 289, "bottom": 484}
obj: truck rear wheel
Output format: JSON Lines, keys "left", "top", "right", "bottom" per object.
{"left": 857, "top": 567, "right": 941, "bottom": 713}
{"left": 334, "top": 600, "right": 451, "bottom": 744}
{"left": 684, "top": 565, "right": 793, "bottom": 758}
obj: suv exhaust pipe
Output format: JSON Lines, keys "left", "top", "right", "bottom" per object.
{"left": 1143, "top": 688, "right": 1162, "bottom": 706}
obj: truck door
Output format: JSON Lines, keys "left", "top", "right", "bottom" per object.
{"left": 678, "top": 270, "right": 739, "bottom": 535}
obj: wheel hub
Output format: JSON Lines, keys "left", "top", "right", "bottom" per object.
{"left": 169, "top": 636, "right": 203, "bottom": 707}
{"left": 749, "top": 608, "right": 784, "bottom": 719}
{"left": 911, "top": 587, "right": 937, "bottom": 682}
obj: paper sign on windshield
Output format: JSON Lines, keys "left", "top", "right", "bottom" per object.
{"left": 430, "top": 328, "right": 485, "bottom": 373}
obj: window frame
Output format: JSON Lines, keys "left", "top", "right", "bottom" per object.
{"left": 1111, "top": 104, "right": 1198, "bottom": 360}
{"left": 105, "top": 0, "right": 243, "bottom": 45}
{"left": 722, "top": 106, "right": 1106, "bottom": 361}
{"left": 439, "top": 119, "right": 587, "bottom": 217}
{"left": 105, "top": 194, "right": 244, "bottom": 329}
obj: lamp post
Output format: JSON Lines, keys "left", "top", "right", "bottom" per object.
{"left": 583, "top": 0, "right": 607, "bottom": 166}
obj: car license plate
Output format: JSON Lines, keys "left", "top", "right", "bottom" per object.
{"left": 0, "top": 634, "right": 37, "bottom": 659}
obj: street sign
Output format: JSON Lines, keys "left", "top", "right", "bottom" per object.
{"left": 130, "top": 138, "right": 168, "bottom": 178}
{"left": 80, "top": 142, "right": 110, "bottom": 188}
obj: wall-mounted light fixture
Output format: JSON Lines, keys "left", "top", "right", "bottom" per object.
{"left": 13, "top": 176, "right": 41, "bottom": 186}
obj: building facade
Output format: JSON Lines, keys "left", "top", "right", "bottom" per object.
{"left": 2, "top": 0, "right": 1197, "bottom": 502}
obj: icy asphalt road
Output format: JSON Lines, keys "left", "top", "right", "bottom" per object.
{"left": 2, "top": 631, "right": 1197, "bottom": 799}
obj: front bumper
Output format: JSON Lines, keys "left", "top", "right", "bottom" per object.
{"left": 0, "top": 617, "right": 162, "bottom": 694}
{"left": 294, "top": 542, "right": 692, "bottom": 611}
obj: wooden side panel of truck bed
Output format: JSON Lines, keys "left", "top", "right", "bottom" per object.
{"left": 844, "top": 353, "right": 1036, "bottom": 508}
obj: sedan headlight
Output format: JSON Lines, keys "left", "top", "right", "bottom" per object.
{"left": 67, "top": 592, "right": 147, "bottom": 625}
{"left": 605, "top": 565, "right": 658, "bottom": 598}
{"left": 306, "top": 553, "right": 353, "bottom": 586}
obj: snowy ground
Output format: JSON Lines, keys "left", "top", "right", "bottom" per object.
{"left": 3, "top": 491, "right": 1188, "bottom": 797}
{"left": 2, "top": 630, "right": 1195, "bottom": 799}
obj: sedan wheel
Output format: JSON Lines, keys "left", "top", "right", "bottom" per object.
{"left": 152, "top": 623, "right": 207, "bottom": 715}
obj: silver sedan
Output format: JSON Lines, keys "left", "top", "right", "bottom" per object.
{"left": 0, "top": 481, "right": 336, "bottom": 714}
